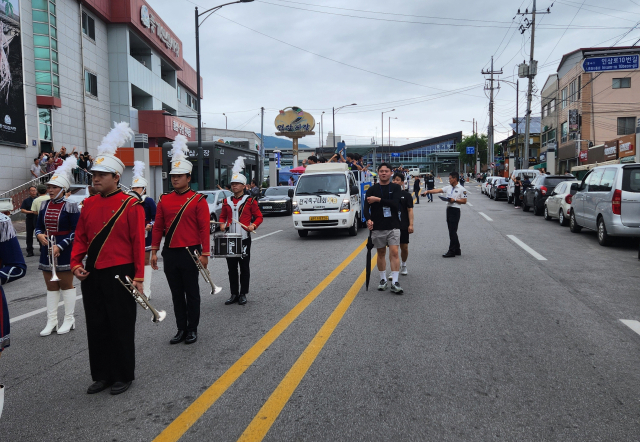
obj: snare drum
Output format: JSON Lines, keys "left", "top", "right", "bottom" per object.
{"left": 213, "top": 232, "right": 244, "bottom": 258}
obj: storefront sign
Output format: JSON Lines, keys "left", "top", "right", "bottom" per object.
{"left": 274, "top": 106, "right": 315, "bottom": 133}
{"left": 141, "top": 4, "right": 180, "bottom": 57}
{"left": 171, "top": 119, "right": 191, "bottom": 138}
{"left": 579, "top": 150, "right": 588, "bottom": 162}
{"left": 569, "top": 109, "right": 579, "bottom": 133}
{"left": 540, "top": 152, "right": 547, "bottom": 162}
{"left": 618, "top": 134, "right": 636, "bottom": 158}
{"left": 583, "top": 55, "right": 639, "bottom": 73}
{"left": 603, "top": 140, "right": 618, "bottom": 161}
{"left": 0, "top": 0, "right": 26, "bottom": 145}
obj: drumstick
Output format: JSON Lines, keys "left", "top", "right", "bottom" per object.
{"left": 211, "top": 219, "right": 256, "bottom": 233}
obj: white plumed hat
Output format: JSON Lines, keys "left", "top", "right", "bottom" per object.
{"left": 169, "top": 134, "right": 193, "bottom": 175}
{"left": 92, "top": 122, "right": 134, "bottom": 175}
{"left": 229, "top": 156, "right": 247, "bottom": 185}
{"left": 47, "top": 156, "right": 77, "bottom": 190}
{"left": 131, "top": 160, "right": 148, "bottom": 188}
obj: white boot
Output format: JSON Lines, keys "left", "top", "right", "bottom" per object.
{"left": 39, "top": 290, "right": 60, "bottom": 336}
{"left": 57, "top": 288, "right": 76, "bottom": 334}
{"left": 0, "top": 384, "right": 4, "bottom": 420}
{"left": 143, "top": 265, "right": 153, "bottom": 299}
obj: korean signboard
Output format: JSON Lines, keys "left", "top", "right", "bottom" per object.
{"left": 140, "top": 4, "right": 180, "bottom": 57}
{"left": 583, "top": 55, "right": 639, "bottom": 73}
{"left": 569, "top": 109, "right": 579, "bottom": 133}
{"left": 579, "top": 150, "right": 588, "bottom": 162}
{"left": 618, "top": 134, "right": 636, "bottom": 158}
{"left": 274, "top": 107, "right": 315, "bottom": 133}
{"left": 603, "top": 140, "right": 618, "bottom": 161}
{"left": 0, "top": 0, "right": 26, "bottom": 146}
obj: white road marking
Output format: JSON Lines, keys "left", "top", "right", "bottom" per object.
{"left": 467, "top": 202, "right": 474, "bottom": 207}
{"left": 478, "top": 212, "right": 493, "bottom": 221}
{"left": 253, "top": 230, "right": 283, "bottom": 241}
{"left": 620, "top": 319, "right": 640, "bottom": 336}
{"left": 507, "top": 235, "right": 547, "bottom": 261}
{"left": 10, "top": 295, "right": 83, "bottom": 324}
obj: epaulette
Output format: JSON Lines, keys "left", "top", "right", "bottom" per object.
{"left": 197, "top": 194, "right": 206, "bottom": 202}
{"left": 64, "top": 201, "right": 81, "bottom": 213}
{"left": 0, "top": 214, "right": 17, "bottom": 242}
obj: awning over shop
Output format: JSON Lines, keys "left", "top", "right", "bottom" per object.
{"left": 138, "top": 110, "right": 196, "bottom": 142}
{"left": 533, "top": 162, "right": 547, "bottom": 170}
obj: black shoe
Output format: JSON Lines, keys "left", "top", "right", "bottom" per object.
{"left": 238, "top": 294, "right": 247, "bottom": 305}
{"left": 185, "top": 331, "right": 198, "bottom": 344}
{"left": 225, "top": 294, "right": 239, "bottom": 305}
{"left": 110, "top": 381, "right": 132, "bottom": 395}
{"left": 442, "top": 251, "right": 456, "bottom": 258}
{"left": 26, "top": 251, "right": 34, "bottom": 257}
{"left": 170, "top": 330, "right": 186, "bottom": 345}
{"left": 455, "top": 250, "right": 461, "bottom": 256}
{"left": 87, "top": 380, "right": 112, "bottom": 394}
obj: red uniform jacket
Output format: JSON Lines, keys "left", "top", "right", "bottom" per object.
{"left": 71, "top": 189, "right": 146, "bottom": 281}
{"left": 151, "top": 188, "right": 211, "bottom": 255}
{"left": 219, "top": 195, "right": 263, "bottom": 232}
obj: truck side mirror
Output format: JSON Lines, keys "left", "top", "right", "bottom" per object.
{"left": 288, "top": 189, "right": 294, "bottom": 198}
{"left": 350, "top": 185, "right": 359, "bottom": 195}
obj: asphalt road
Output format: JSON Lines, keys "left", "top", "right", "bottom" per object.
{"left": 2, "top": 181, "right": 640, "bottom": 441}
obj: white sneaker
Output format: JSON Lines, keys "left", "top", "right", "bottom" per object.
{"left": 390, "top": 282, "right": 404, "bottom": 294}
{"left": 401, "top": 265, "right": 408, "bottom": 275}
{"left": 378, "top": 280, "right": 388, "bottom": 291}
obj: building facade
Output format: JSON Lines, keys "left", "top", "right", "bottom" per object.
{"left": 540, "top": 74, "right": 558, "bottom": 169}
{"left": 0, "top": 0, "right": 202, "bottom": 196}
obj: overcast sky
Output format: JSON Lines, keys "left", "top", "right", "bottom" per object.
{"left": 150, "top": 0, "right": 640, "bottom": 147}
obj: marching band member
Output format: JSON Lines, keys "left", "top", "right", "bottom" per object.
{"left": 130, "top": 161, "right": 156, "bottom": 300}
{"left": 71, "top": 122, "right": 145, "bottom": 395}
{"left": 151, "top": 135, "right": 210, "bottom": 345}
{"left": 0, "top": 199, "right": 27, "bottom": 419}
{"left": 220, "top": 158, "right": 263, "bottom": 306}
{"left": 35, "top": 157, "right": 80, "bottom": 336}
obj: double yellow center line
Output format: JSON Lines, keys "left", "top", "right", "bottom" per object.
{"left": 155, "top": 239, "right": 371, "bottom": 442}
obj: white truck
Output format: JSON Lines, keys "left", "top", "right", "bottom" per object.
{"left": 289, "top": 163, "right": 370, "bottom": 238}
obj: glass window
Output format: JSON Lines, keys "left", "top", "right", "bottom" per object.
{"left": 622, "top": 167, "right": 640, "bottom": 192}
{"left": 33, "top": 35, "right": 49, "bottom": 47}
{"left": 50, "top": 38, "right": 57, "bottom": 50}
{"left": 36, "top": 83, "right": 52, "bottom": 96}
{"left": 49, "top": 2, "right": 55, "bottom": 15}
{"left": 52, "top": 74, "right": 59, "bottom": 86}
{"left": 587, "top": 169, "right": 604, "bottom": 192}
{"left": 33, "top": 10, "right": 48, "bottom": 22}
{"left": 39, "top": 123, "right": 52, "bottom": 140}
{"left": 52, "top": 62, "right": 58, "bottom": 74}
{"left": 617, "top": 117, "right": 635, "bottom": 135}
{"left": 50, "top": 26, "right": 56, "bottom": 38}
{"left": 85, "top": 71, "right": 98, "bottom": 96}
{"left": 34, "top": 59, "right": 50, "bottom": 71}
{"left": 35, "top": 72, "right": 51, "bottom": 83}
{"left": 33, "top": 22, "right": 49, "bottom": 34}
{"left": 32, "top": 0, "right": 48, "bottom": 9}
{"left": 82, "top": 12, "right": 95, "bottom": 39}
{"left": 49, "top": 14, "right": 56, "bottom": 27}
{"left": 578, "top": 76, "right": 581, "bottom": 99}
{"left": 296, "top": 173, "right": 348, "bottom": 194}
{"left": 38, "top": 108, "right": 52, "bottom": 141}
{"left": 570, "top": 80, "right": 577, "bottom": 103}
{"left": 561, "top": 88, "right": 568, "bottom": 108}
{"left": 34, "top": 47, "right": 50, "bottom": 59}
{"left": 53, "top": 86, "right": 60, "bottom": 98}
{"left": 613, "top": 78, "right": 631, "bottom": 89}
{"left": 599, "top": 168, "right": 617, "bottom": 192}
{"left": 561, "top": 121, "right": 568, "bottom": 143}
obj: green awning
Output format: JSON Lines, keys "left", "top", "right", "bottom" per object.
{"left": 533, "top": 162, "right": 547, "bottom": 170}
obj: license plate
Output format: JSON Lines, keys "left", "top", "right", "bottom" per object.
{"left": 262, "top": 205, "right": 272, "bottom": 209}
{"left": 309, "top": 216, "right": 329, "bottom": 221}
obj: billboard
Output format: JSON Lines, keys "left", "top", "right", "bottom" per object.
{"left": 568, "top": 109, "right": 579, "bottom": 133}
{"left": 0, "top": 0, "right": 26, "bottom": 145}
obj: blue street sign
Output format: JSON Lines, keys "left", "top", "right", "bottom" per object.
{"left": 275, "top": 152, "right": 281, "bottom": 168}
{"left": 466, "top": 147, "right": 475, "bottom": 155}
{"left": 391, "top": 153, "right": 400, "bottom": 157}
{"left": 494, "top": 156, "right": 504, "bottom": 161}
{"left": 583, "top": 55, "right": 639, "bottom": 73}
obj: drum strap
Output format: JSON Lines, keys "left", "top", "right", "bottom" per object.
{"left": 227, "top": 195, "right": 250, "bottom": 239}
{"left": 166, "top": 193, "right": 199, "bottom": 247}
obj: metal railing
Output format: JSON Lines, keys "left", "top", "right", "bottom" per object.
{"left": 0, "top": 172, "right": 54, "bottom": 215}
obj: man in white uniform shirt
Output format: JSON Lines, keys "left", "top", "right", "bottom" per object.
{"left": 421, "top": 171, "right": 468, "bottom": 257}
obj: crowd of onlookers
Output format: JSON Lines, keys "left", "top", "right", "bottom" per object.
{"left": 29, "top": 147, "right": 94, "bottom": 185}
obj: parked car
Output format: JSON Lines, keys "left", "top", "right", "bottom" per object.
{"left": 200, "top": 189, "right": 232, "bottom": 233}
{"left": 507, "top": 169, "right": 540, "bottom": 203}
{"left": 570, "top": 164, "right": 640, "bottom": 245}
{"left": 66, "top": 185, "right": 90, "bottom": 206}
{"left": 522, "top": 175, "right": 575, "bottom": 216}
{"left": 259, "top": 186, "right": 295, "bottom": 215}
{"left": 490, "top": 178, "right": 509, "bottom": 200}
{"left": 483, "top": 177, "right": 499, "bottom": 196}
{"left": 543, "top": 180, "right": 580, "bottom": 225}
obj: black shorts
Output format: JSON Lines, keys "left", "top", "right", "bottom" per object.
{"left": 400, "top": 229, "right": 410, "bottom": 244}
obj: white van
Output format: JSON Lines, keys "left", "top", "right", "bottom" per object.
{"left": 507, "top": 169, "right": 541, "bottom": 204}
{"left": 290, "top": 163, "right": 366, "bottom": 238}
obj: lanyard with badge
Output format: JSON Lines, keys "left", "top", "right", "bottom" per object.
{"left": 380, "top": 184, "right": 392, "bottom": 218}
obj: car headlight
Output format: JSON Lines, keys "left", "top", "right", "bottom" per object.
{"left": 292, "top": 201, "right": 300, "bottom": 214}
{"left": 340, "top": 199, "right": 350, "bottom": 213}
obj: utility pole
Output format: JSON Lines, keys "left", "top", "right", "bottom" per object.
{"left": 260, "top": 106, "right": 264, "bottom": 186}
{"left": 482, "top": 56, "right": 502, "bottom": 174}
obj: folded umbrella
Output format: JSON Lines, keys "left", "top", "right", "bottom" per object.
{"left": 365, "top": 229, "right": 374, "bottom": 291}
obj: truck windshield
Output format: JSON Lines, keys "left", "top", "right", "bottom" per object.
{"left": 296, "top": 174, "right": 347, "bottom": 195}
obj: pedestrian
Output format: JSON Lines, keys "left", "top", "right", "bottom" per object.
{"left": 30, "top": 158, "right": 41, "bottom": 179}
{"left": 392, "top": 173, "right": 414, "bottom": 276}
{"left": 288, "top": 175, "right": 295, "bottom": 186}
{"left": 249, "top": 179, "right": 261, "bottom": 199}
{"left": 413, "top": 176, "right": 421, "bottom": 204}
{"left": 151, "top": 135, "right": 210, "bottom": 346}
{"left": 422, "top": 171, "right": 468, "bottom": 258}
{"left": 71, "top": 122, "right": 144, "bottom": 395}
{"left": 513, "top": 176, "right": 522, "bottom": 208}
{"left": 130, "top": 161, "right": 156, "bottom": 301}
{"left": 426, "top": 173, "right": 435, "bottom": 202}
{"left": 364, "top": 163, "right": 403, "bottom": 294}
{"left": 78, "top": 153, "right": 87, "bottom": 184}
{"left": 45, "top": 156, "right": 56, "bottom": 173}
{"left": 20, "top": 186, "right": 38, "bottom": 257}
{"left": 36, "top": 157, "right": 81, "bottom": 337}
{"left": 30, "top": 185, "right": 49, "bottom": 217}
{"left": 72, "top": 152, "right": 80, "bottom": 183}
{"left": 220, "top": 159, "right": 263, "bottom": 306}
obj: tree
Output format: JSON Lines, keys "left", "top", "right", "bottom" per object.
{"left": 456, "top": 134, "right": 488, "bottom": 168}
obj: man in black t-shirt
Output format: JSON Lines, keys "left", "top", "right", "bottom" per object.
{"left": 20, "top": 186, "right": 38, "bottom": 257}
{"left": 364, "top": 163, "right": 403, "bottom": 294}
{"left": 393, "top": 173, "right": 414, "bottom": 276}
{"left": 426, "top": 173, "right": 435, "bottom": 202}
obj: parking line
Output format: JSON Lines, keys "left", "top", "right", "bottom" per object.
{"left": 478, "top": 212, "right": 492, "bottom": 221}
{"left": 507, "top": 235, "right": 547, "bottom": 261}
{"left": 620, "top": 319, "right": 640, "bottom": 336}
{"left": 237, "top": 255, "right": 376, "bottom": 442}
{"left": 252, "top": 230, "right": 282, "bottom": 242}
{"left": 153, "top": 239, "right": 368, "bottom": 442}
{"left": 467, "top": 202, "right": 474, "bottom": 207}
{"left": 10, "top": 295, "right": 83, "bottom": 324}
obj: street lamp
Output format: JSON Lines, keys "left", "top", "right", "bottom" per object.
{"left": 381, "top": 109, "right": 395, "bottom": 161}
{"left": 333, "top": 103, "right": 357, "bottom": 154}
{"left": 388, "top": 116, "right": 397, "bottom": 150}
{"left": 195, "top": 0, "right": 254, "bottom": 190}
{"left": 223, "top": 113, "right": 227, "bottom": 130}
{"left": 320, "top": 111, "right": 325, "bottom": 156}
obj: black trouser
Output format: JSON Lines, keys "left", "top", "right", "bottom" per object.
{"left": 446, "top": 207, "right": 461, "bottom": 252}
{"left": 514, "top": 189, "right": 520, "bottom": 206}
{"left": 226, "top": 238, "right": 251, "bottom": 296}
{"left": 25, "top": 218, "right": 35, "bottom": 254}
{"left": 414, "top": 191, "right": 420, "bottom": 204}
{"left": 163, "top": 246, "right": 201, "bottom": 332}
{"left": 81, "top": 264, "right": 137, "bottom": 383}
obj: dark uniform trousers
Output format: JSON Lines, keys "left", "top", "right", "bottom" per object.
{"left": 25, "top": 217, "right": 35, "bottom": 254}
{"left": 226, "top": 237, "right": 251, "bottom": 296}
{"left": 163, "top": 246, "right": 201, "bottom": 332}
{"left": 81, "top": 263, "right": 137, "bottom": 383}
{"left": 446, "top": 207, "right": 461, "bottom": 252}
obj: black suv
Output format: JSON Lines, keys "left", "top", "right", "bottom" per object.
{"left": 523, "top": 174, "right": 575, "bottom": 216}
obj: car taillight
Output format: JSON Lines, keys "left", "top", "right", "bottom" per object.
{"left": 498, "top": 185, "right": 506, "bottom": 190}
{"left": 612, "top": 189, "right": 622, "bottom": 215}
{"left": 540, "top": 186, "right": 548, "bottom": 195}
{"left": 565, "top": 194, "right": 572, "bottom": 205}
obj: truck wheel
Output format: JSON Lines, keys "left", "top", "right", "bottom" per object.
{"left": 348, "top": 216, "right": 358, "bottom": 236}
{"left": 298, "top": 229, "right": 308, "bottom": 238}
